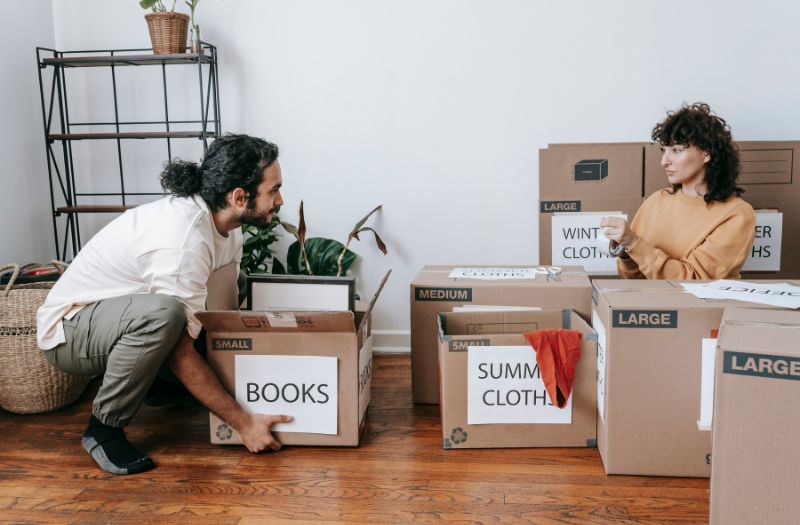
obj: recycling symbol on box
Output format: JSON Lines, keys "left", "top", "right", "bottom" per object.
{"left": 216, "top": 423, "right": 233, "bottom": 441}
{"left": 450, "top": 427, "right": 468, "bottom": 445}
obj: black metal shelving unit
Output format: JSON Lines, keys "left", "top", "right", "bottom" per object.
{"left": 36, "top": 43, "right": 221, "bottom": 260}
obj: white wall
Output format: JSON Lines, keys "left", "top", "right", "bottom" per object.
{"left": 30, "top": 0, "right": 800, "bottom": 343}
{"left": 0, "top": 1, "right": 55, "bottom": 264}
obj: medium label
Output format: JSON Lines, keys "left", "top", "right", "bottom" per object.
{"left": 723, "top": 351, "right": 800, "bottom": 382}
{"left": 612, "top": 310, "right": 678, "bottom": 328}
{"left": 415, "top": 287, "right": 473, "bottom": 302}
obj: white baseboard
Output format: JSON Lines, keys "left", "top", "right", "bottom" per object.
{"left": 372, "top": 329, "right": 410, "bottom": 353}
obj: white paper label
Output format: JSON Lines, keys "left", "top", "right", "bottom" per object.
{"left": 265, "top": 311, "right": 298, "bottom": 328}
{"left": 742, "top": 212, "right": 783, "bottom": 272}
{"left": 235, "top": 355, "right": 338, "bottom": 435}
{"left": 448, "top": 267, "right": 550, "bottom": 280}
{"left": 697, "top": 338, "right": 717, "bottom": 431}
{"left": 592, "top": 310, "right": 608, "bottom": 424}
{"left": 358, "top": 336, "right": 373, "bottom": 424}
{"left": 467, "top": 345, "right": 572, "bottom": 424}
{"left": 682, "top": 280, "right": 800, "bottom": 309}
{"left": 551, "top": 212, "right": 627, "bottom": 274}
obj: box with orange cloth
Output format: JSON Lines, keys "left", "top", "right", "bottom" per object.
{"left": 437, "top": 309, "right": 597, "bottom": 449}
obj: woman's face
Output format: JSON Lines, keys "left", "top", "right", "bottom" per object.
{"left": 660, "top": 143, "right": 710, "bottom": 189}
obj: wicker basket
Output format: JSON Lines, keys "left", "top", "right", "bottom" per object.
{"left": 0, "top": 263, "right": 91, "bottom": 414}
{"left": 144, "top": 12, "right": 190, "bottom": 55}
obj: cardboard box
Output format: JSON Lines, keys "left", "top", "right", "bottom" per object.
{"left": 437, "top": 309, "right": 597, "bottom": 448}
{"left": 410, "top": 265, "right": 593, "bottom": 404}
{"left": 591, "top": 279, "right": 799, "bottom": 477}
{"left": 709, "top": 307, "right": 800, "bottom": 525}
{"left": 538, "top": 143, "right": 647, "bottom": 269}
{"left": 197, "top": 299, "right": 377, "bottom": 447}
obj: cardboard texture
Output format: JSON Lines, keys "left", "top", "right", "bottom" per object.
{"left": 198, "top": 280, "right": 382, "bottom": 447}
{"left": 410, "top": 265, "right": 592, "bottom": 404}
{"left": 645, "top": 140, "right": 800, "bottom": 279}
{"left": 206, "top": 262, "right": 240, "bottom": 310}
{"left": 538, "top": 143, "right": 648, "bottom": 268}
{"left": 591, "top": 279, "right": 800, "bottom": 477}
{"left": 437, "top": 309, "right": 597, "bottom": 449}
{"left": 709, "top": 307, "right": 800, "bottom": 525}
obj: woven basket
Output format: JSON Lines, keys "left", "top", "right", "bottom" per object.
{"left": 144, "top": 12, "right": 190, "bottom": 55}
{"left": 0, "top": 263, "right": 91, "bottom": 414}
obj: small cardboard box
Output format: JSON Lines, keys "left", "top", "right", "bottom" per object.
{"left": 410, "top": 265, "right": 592, "bottom": 404}
{"left": 437, "top": 309, "right": 597, "bottom": 449}
{"left": 591, "top": 279, "right": 799, "bottom": 477}
{"left": 710, "top": 307, "right": 800, "bottom": 525}
{"left": 197, "top": 295, "right": 378, "bottom": 447}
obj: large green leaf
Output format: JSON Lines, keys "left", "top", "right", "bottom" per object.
{"left": 286, "top": 237, "right": 358, "bottom": 276}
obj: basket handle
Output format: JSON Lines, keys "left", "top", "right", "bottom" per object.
{"left": 1, "top": 264, "right": 20, "bottom": 296}
{"left": 51, "top": 260, "right": 69, "bottom": 274}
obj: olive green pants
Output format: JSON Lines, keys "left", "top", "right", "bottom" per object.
{"left": 44, "top": 294, "right": 186, "bottom": 427}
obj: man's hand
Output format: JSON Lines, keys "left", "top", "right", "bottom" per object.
{"left": 236, "top": 413, "right": 294, "bottom": 453}
{"left": 600, "top": 216, "right": 636, "bottom": 247}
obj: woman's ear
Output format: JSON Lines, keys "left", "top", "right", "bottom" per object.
{"left": 703, "top": 152, "right": 711, "bottom": 164}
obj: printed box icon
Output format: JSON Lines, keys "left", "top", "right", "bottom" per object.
{"left": 574, "top": 159, "right": 608, "bottom": 181}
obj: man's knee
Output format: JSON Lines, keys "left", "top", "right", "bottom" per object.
{"left": 145, "top": 295, "right": 186, "bottom": 333}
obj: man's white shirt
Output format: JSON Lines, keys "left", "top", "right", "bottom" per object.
{"left": 37, "top": 195, "right": 242, "bottom": 350}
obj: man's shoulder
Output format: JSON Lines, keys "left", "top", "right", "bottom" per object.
{"left": 132, "top": 196, "right": 214, "bottom": 253}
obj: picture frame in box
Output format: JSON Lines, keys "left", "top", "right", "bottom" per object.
{"left": 246, "top": 274, "right": 355, "bottom": 313}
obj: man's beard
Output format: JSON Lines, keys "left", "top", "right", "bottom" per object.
{"left": 240, "top": 206, "right": 274, "bottom": 229}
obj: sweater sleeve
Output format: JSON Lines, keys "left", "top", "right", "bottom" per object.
{"left": 625, "top": 204, "right": 756, "bottom": 280}
{"left": 616, "top": 251, "right": 644, "bottom": 279}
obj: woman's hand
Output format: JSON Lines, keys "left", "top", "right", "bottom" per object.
{"left": 600, "top": 216, "right": 636, "bottom": 248}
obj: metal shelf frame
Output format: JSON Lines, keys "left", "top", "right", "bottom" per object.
{"left": 36, "top": 43, "right": 221, "bottom": 260}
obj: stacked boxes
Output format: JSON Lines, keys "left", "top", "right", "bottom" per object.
{"left": 410, "top": 265, "right": 592, "bottom": 404}
{"left": 591, "top": 279, "right": 800, "bottom": 476}
{"left": 710, "top": 307, "right": 800, "bottom": 525}
{"left": 437, "top": 309, "right": 597, "bottom": 448}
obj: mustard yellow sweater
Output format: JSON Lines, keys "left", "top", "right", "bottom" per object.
{"left": 618, "top": 188, "right": 756, "bottom": 279}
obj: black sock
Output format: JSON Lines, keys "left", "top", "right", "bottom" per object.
{"left": 82, "top": 415, "right": 155, "bottom": 475}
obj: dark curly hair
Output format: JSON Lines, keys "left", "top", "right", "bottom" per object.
{"left": 651, "top": 102, "right": 743, "bottom": 203}
{"left": 160, "top": 134, "right": 279, "bottom": 211}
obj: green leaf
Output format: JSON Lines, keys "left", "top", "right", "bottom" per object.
{"left": 271, "top": 258, "right": 286, "bottom": 275}
{"left": 286, "top": 237, "right": 358, "bottom": 276}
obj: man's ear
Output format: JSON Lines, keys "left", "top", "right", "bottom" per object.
{"left": 229, "top": 187, "right": 249, "bottom": 210}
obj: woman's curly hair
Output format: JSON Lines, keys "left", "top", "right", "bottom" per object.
{"left": 160, "top": 134, "right": 279, "bottom": 211}
{"left": 651, "top": 102, "right": 743, "bottom": 203}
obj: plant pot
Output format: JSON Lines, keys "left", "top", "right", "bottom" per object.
{"left": 144, "top": 12, "right": 190, "bottom": 55}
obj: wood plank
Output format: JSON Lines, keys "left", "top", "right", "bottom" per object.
{"left": 48, "top": 131, "right": 216, "bottom": 141}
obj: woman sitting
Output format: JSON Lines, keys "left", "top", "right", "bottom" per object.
{"left": 601, "top": 102, "right": 755, "bottom": 279}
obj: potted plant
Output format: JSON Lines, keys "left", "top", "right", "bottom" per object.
{"left": 140, "top": 0, "right": 190, "bottom": 55}
{"left": 239, "top": 203, "right": 387, "bottom": 278}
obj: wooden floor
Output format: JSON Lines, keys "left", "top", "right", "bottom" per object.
{"left": 0, "top": 353, "right": 709, "bottom": 524}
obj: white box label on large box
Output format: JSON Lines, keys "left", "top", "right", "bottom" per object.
{"left": 467, "top": 345, "right": 572, "bottom": 424}
{"left": 742, "top": 211, "right": 783, "bottom": 272}
{"left": 235, "top": 355, "right": 338, "bottom": 435}
{"left": 551, "top": 212, "right": 627, "bottom": 274}
{"left": 592, "top": 310, "right": 608, "bottom": 423}
{"left": 697, "top": 338, "right": 717, "bottom": 431}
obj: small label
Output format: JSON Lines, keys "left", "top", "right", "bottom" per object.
{"left": 723, "top": 351, "right": 800, "bottom": 382}
{"left": 540, "top": 200, "right": 581, "bottom": 213}
{"left": 211, "top": 338, "right": 253, "bottom": 351}
{"left": 449, "top": 338, "right": 491, "bottom": 352}
{"left": 415, "top": 287, "right": 473, "bottom": 302}
{"left": 612, "top": 310, "right": 678, "bottom": 328}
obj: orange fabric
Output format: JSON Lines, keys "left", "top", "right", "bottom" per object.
{"left": 523, "top": 329, "right": 582, "bottom": 409}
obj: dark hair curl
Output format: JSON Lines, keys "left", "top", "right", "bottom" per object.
{"left": 651, "top": 102, "right": 743, "bottom": 203}
{"left": 160, "top": 134, "right": 279, "bottom": 211}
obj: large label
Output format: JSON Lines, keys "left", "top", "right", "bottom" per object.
{"left": 467, "top": 346, "right": 572, "bottom": 424}
{"left": 415, "top": 287, "right": 473, "bottom": 302}
{"left": 541, "top": 200, "right": 581, "bottom": 213}
{"left": 723, "top": 351, "right": 800, "bottom": 382}
{"left": 235, "top": 355, "right": 338, "bottom": 434}
{"left": 551, "top": 212, "right": 627, "bottom": 274}
{"left": 612, "top": 310, "right": 678, "bottom": 328}
{"left": 742, "top": 212, "right": 783, "bottom": 272}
